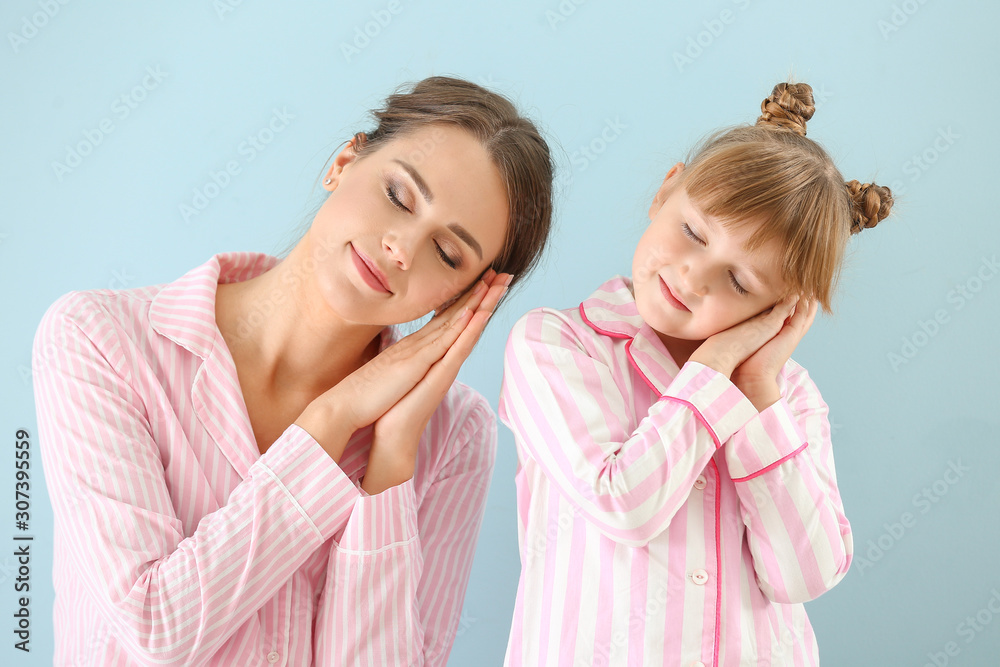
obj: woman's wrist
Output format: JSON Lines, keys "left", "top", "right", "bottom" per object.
{"left": 360, "top": 458, "right": 415, "bottom": 495}
{"left": 293, "top": 400, "right": 356, "bottom": 463}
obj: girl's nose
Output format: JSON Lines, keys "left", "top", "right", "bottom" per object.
{"left": 679, "top": 264, "right": 709, "bottom": 297}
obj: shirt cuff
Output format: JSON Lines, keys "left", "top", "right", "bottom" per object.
{"left": 661, "top": 361, "right": 758, "bottom": 447}
{"left": 727, "top": 397, "right": 808, "bottom": 481}
{"left": 336, "top": 477, "right": 419, "bottom": 553}
{"left": 253, "top": 423, "right": 360, "bottom": 540}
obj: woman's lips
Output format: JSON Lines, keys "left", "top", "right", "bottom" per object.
{"left": 350, "top": 244, "right": 391, "bottom": 293}
{"left": 659, "top": 276, "right": 690, "bottom": 311}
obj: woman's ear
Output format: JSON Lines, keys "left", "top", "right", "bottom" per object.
{"left": 323, "top": 133, "right": 367, "bottom": 192}
{"left": 648, "top": 162, "right": 685, "bottom": 221}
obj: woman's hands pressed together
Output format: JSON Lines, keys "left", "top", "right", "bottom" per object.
{"left": 688, "top": 296, "right": 818, "bottom": 411}
{"left": 293, "top": 269, "right": 511, "bottom": 491}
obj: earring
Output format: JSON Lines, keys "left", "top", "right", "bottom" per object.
{"left": 324, "top": 178, "right": 332, "bottom": 185}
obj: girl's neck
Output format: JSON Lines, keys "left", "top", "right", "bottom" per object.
{"left": 215, "top": 247, "right": 384, "bottom": 397}
{"left": 656, "top": 332, "right": 703, "bottom": 368}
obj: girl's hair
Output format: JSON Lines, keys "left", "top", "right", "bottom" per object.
{"left": 345, "top": 75, "right": 554, "bottom": 295}
{"left": 678, "top": 82, "right": 894, "bottom": 312}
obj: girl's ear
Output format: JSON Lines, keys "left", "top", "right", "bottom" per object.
{"left": 648, "top": 162, "right": 685, "bottom": 221}
{"left": 323, "top": 134, "right": 367, "bottom": 192}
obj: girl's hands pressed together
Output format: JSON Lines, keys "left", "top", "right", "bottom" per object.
{"left": 688, "top": 296, "right": 818, "bottom": 411}
{"left": 362, "top": 269, "right": 512, "bottom": 494}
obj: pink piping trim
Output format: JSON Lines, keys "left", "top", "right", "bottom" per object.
{"left": 730, "top": 442, "right": 808, "bottom": 482}
{"left": 578, "top": 302, "right": 634, "bottom": 339}
{"left": 711, "top": 458, "right": 722, "bottom": 667}
{"left": 659, "top": 395, "right": 722, "bottom": 450}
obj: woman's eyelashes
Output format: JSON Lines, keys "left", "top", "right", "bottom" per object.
{"left": 385, "top": 181, "right": 411, "bottom": 212}
{"left": 384, "top": 179, "right": 462, "bottom": 270}
{"left": 436, "top": 244, "right": 459, "bottom": 269}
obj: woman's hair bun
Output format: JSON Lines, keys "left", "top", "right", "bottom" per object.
{"left": 845, "top": 180, "right": 894, "bottom": 234}
{"left": 756, "top": 82, "right": 815, "bottom": 136}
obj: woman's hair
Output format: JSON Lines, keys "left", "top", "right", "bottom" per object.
{"left": 343, "top": 75, "right": 554, "bottom": 296}
{"left": 677, "top": 82, "right": 894, "bottom": 312}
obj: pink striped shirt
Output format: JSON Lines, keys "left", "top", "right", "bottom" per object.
{"left": 499, "top": 276, "right": 853, "bottom": 667}
{"left": 32, "top": 252, "right": 495, "bottom": 666}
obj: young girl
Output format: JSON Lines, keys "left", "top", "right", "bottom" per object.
{"left": 499, "top": 82, "right": 892, "bottom": 666}
{"left": 33, "top": 76, "right": 553, "bottom": 666}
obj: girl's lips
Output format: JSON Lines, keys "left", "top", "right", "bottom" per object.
{"left": 350, "top": 244, "right": 392, "bottom": 293}
{"left": 659, "top": 276, "right": 690, "bottom": 311}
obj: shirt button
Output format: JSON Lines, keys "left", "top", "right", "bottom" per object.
{"left": 266, "top": 652, "right": 279, "bottom": 664}
{"left": 690, "top": 662, "right": 707, "bottom": 667}
{"left": 691, "top": 568, "right": 709, "bottom": 585}
{"left": 693, "top": 475, "right": 707, "bottom": 490}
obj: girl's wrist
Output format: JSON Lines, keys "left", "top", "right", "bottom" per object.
{"left": 687, "top": 351, "right": 735, "bottom": 378}
{"left": 731, "top": 376, "right": 781, "bottom": 412}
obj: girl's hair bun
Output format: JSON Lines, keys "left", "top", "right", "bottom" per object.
{"left": 845, "top": 180, "right": 894, "bottom": 234}
{"left": 756, "top": 82, "right": 815, "bottom": 136}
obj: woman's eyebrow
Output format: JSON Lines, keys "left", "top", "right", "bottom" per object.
{"left": 392, "top": 158, "right": 484, "bottom": 260}
{"left": 447, "top": 223, "right": 483, "bottom": 260}
{"left": 393, "top": 159, "right": 433, "bottom": 203}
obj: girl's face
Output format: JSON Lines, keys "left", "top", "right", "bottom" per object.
{"left": 306, "top": 124, "right": 509, "bottom": 325}
{"left": 632, "top": 163, "right": 789, "bottom": 345}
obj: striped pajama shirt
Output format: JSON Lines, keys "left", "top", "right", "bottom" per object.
{"left": 33, "top": 252, "right": 495, "bottom": 666}
{"left": 499, "top": 276, "right": 853, "bottom": 667}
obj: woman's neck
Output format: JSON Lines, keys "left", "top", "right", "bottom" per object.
{"left": 215, "top": 247, "right": 384, "bottom": 397}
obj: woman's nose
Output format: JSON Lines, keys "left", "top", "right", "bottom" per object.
{"left": 382, "top": 234, "right": 412, "bottom": 270}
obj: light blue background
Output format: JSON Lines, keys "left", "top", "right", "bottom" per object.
{"left": 3, "top": 1, "right": 998, "bottom": 665}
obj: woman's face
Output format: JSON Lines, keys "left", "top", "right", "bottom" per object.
{"left": 632, "top": 163, "right": 789, "bottom": 345}
{"left": 305, "top": 124, "right": 509, "bottom": 325}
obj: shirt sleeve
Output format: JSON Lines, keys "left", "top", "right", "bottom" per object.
{"left": 724, "top": 361, "right": 853, "bottom": 604}
{"left": 314, "top": 394, "right": 496, "bottom": 666}
{"left": 33, "top": 292, "right": 361, "bottom": 665}
{"left": 498, "top": 308, "right": 757, "bottom": 547}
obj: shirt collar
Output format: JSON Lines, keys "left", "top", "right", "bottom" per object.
{"left": 578, "top": 275, "right": 682, "bottom": 396}
{"left": 149, "top": 252, "right": 278, "bottom": 359}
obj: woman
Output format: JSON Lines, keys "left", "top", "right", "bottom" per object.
{"left": 33, "top": 76, "right": 553, "bottom": 666}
